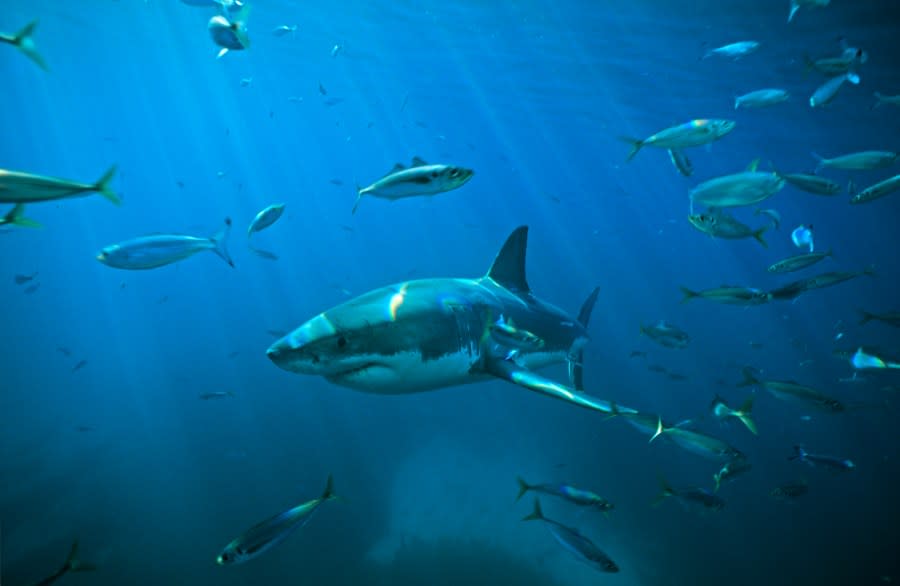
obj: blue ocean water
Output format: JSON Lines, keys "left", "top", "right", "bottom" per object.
{"left": 2, "top": 0, "right": 899, "bottom": 584}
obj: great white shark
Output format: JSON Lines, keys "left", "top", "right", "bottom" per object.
{"left": 267, "top": 226, "right": 636, "bottom": 415}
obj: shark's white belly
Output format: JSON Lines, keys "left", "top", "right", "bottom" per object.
{"left": 327, "top": 347, "right": 571, "bottom": 395}
{"left": 327, "top": 350, "right": 488, "bottom": 394}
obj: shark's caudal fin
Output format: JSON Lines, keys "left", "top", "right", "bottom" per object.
{"left": 569, "top": 287, "right": 600, "bottom": 391}
{"left": 486, "top": 226, "right": 530, "bottom": 293}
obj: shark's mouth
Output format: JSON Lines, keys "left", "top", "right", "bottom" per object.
{"left": 327, "top": 361, "right": 387, "bottom": 381}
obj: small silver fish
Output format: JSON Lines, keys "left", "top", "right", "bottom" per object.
{"left": 248, "top": 203, "right": 285, "bottom": 237}
{"left": 516, "top": 477, "right": 613, "bottom": 512}
{"left": 654, "top": 476, "right": 725, "bottom": 512}
{"left": 0, "top": 166, "right": 118, "bottom": 205}
{"left": 97, "top": 218, "right": 234, "bottom": 270}
{"left": 874, "top": 92, "right": 900, "bottom": 108}
{"left": 789, "top": 446, "right": 854, "bottom": 470}
{"left": 776, "top": 171, "right": 841, "bottom": 196}
{"left": 217, "top": 475, "right": 337, "bottom": 565}
{"left": 850, "top": 174, "right": 900, "bottom": 204}
{"left": 810, "top": 72, "right": 860, "bottom": 108}
{"left": 668, "top": 149, "right": 693, "bottom": 176}
{"left": 639, "top": 320, "right": 690, "bottom": 349}
{"left": 688, "top": 211, "right": 768, "bottom": 247}
{"left": 703, "top": 41, "right": 759, "bottom": 60}
{"left": 814, "top": 150, "right": 898, "bottom": 172}
{"left": 767, "top": 251, "right": 832, "bottom": 273}
{"left": 621, "top": 119, "right": 736, "bottom": 161}
{"left": 522, "top": 499, "right": 619, "bottom": 573}
{"left": 272, "top": 25, "right": 297, "bottom": 37}
{"left": 789, "top": 0, "right": 830, "bottom": 23}
{"left": 734, "top": 89, "right": 789, "bottom": 109}
{"left": 353, "top": 157, "right": 473, "bottom": 214}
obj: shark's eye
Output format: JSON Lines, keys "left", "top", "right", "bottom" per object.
{"left": 337, "top": 336, "right": 347, "bottom": 349}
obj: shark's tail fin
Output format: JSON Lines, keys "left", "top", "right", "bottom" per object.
{"left": 210, "top": 218, "right": 235, "bottom": 268}
{"left": 11, "top": 20, "right": 48, "bottom": 71}
{"left": 522, "top": 498, "right": 545, "bottom": 522}
{"left": 2, "top": 204, "right": 41, "bottom": 228}
{"left": 569, "top": 286, "right": 600, "bottom": 391}
{"left": 515, "top": 476, "right": 530, "bottom": 502}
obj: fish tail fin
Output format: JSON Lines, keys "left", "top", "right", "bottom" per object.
{"left": 2, "top": 204, "right": 41, "bottom": 228}
{"left": 713, "top": 471, "right": 722, "bottom": 493}
{"left": 210, "top": 217, "right": 235, "bottom": 268}
{"left": 653, "top": 475, "right": 674, "bottom": 506}
{"left": 619, "top": 137, "right": 643, "bottom": 161}
{"left": 352, "top": 186, "right": 364, "bottom": 214}
{"left": 522, "top": 498, "right": 544, "bottom": 522}
{"left": 12, "top": 20, "right": 48, "bottom": 71}
{"left": 858, "top": 310, "right": 875, "bottom": 325}
{"left": 788, "top": 1, "right": 799, "bottom": 23}
{"left": 569, "top": 286, "right": 600, "bottom": 391}
{"left": 737, "top": 396, "right": 758, "bottom": 435}
{"left": 811, "top": 152, "right": 825, "bottom": 173}
{"left": 649, "top": 417, "right": 665, "bottom": 443}
{"left": 753, "top": 226, "right": 768, "bottom": 248}
{"left": 734, "top": 97, "right": 741, "bottom": 110}
{"left": 63, "top": 541, "right": 96, "bottom": 573}
{"left": 738, "top": 366, "right": 760, "bottom": 388}
{"left": 321, "top": 474, "right": 337, "bottom": 501}
{"left": 679, "top": 286, "right": 699, "bottom": 304}
{"left": 93, "top": 165, "right": 120, "bottom": 205}
{"left": 789, "top": 445, "right": 806, "bottom": 461}
{"left": 515, "top": 476, "right": 530, "bottom": 502}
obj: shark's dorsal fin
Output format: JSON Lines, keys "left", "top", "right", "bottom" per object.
{"left": 746, "top": 158, "right": 760, "bottom": 172}
{"left": 487, "top": 226, "right": 529, "bottom": 293}
{"left": 411, "top": 156, "right": 428, "bottom": 167}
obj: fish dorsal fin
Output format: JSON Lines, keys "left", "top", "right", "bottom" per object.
{"left": 746, "top": 158, "right": 760, "bottom": 172}
{"left": 487, "top": 226, "right": 530, "bottom": 293}
{"left": 411, "top": 156, "right": 428, "bottom": 167}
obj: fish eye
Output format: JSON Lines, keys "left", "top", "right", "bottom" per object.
{"left": 337, "top": 336, "right": 347, "bottom": 349}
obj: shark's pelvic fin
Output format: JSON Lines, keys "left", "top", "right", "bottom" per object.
{"left": 570, "top": 286, "right": 601, "bottom": 391}
{"left": 485, "top": 357, "right": 635, "bottom": 416}
{"left": 487, "top": 226, "right": 530, "bottom": 294}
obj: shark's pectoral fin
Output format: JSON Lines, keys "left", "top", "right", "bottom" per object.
{"left": 484, "top": 358, "right": 635, "bottom": 416}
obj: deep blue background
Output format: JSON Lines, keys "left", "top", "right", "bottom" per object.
{"left": 1, "top": 1, "right": 899, "bottom": 584}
